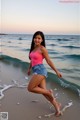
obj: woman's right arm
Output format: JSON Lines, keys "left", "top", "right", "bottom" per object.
{"left": 27, "top": 61, "right": 32, "bottom": 75}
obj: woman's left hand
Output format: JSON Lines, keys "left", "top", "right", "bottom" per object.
{"left": 56, "top": 71, "right": 62, "bottom": 78}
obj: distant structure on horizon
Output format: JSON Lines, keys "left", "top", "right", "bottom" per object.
{"left": 0, "top": 33, "right": 7, "bottom": 35}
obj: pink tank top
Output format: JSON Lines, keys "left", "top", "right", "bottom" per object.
{"left": 29, "top": 50, "right": 44, "bottom": 67}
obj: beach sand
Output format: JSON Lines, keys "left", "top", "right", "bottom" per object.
{"left": 0, "top": 60, "right": 80, "bottom": 120}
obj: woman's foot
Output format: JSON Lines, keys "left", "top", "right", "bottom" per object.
{"left": 55, "top": 103, "right": 62, "bottom": 117}
{"left": 55, "top": 111, "right": 62, "bottom": 117}
{"left": 48, "top": 89, "right": 62, "bottom": 116}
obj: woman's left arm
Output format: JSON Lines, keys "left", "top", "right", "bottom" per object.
{"left": 41, "top": 47, "right": 62, "bottom": 78}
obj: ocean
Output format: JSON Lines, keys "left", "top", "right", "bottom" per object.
{"left": 0, "top": 34, "right": 80, "bottom": 97}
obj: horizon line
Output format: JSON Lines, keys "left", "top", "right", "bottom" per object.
{"left": 0, "top": 33, "right": 80, "bottom": 36}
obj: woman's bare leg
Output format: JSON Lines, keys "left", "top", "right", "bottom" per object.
{"left": 39, "top": 78, "right": 62, "bottom": 116}
{"left": 28, "top": 74, "right": 53, "bottom": 101}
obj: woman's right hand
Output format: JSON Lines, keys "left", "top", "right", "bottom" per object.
{"left": 56, "top": 71, "right": 62, "bottom": 78}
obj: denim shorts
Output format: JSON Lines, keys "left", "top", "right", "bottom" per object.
{"left": 32, "top": 64, "right": 48, "bottom": 78}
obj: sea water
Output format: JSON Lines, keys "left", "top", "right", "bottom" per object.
{"left": 0, "top": 34, "right": 80, "bottom": 97}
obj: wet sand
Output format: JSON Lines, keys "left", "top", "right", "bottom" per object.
{"left": 0, "top": 61, "right": 80, "bottom": 120}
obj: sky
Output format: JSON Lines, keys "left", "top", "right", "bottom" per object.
{"left": 0, "top": 0, "right": 80, "bottom": 34}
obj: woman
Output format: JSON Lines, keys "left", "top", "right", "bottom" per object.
{"left": 27, "top": 31, "right": 62, "bottom": 116}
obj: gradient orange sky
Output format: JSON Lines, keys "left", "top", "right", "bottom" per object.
{"left": 0, "top": 0, "right": 80, "bottom": 34}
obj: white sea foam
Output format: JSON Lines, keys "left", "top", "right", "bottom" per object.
{"left": 39, "top": 102, "right": 73, "bottom": 118}
{"left": 25, "top": 76, "right": 28, "bottom": 80}
{"left": 0, "top": 80, "right": 28, "bottom": 100}
{"left": 77, "top": 89, "right": 80, "bottom": 97}
{"left": 61, "top": 102, "right": 73, "bottom": 113}
{"left": 0, "top": 84, "right": 14, "bottom": 99}
{"left": 58, "top": 78, "right": 70, "bottom": 88}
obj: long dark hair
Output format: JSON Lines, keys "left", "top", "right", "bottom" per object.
{"left": 29, "top": 31, "right": 46, "bottom": 59}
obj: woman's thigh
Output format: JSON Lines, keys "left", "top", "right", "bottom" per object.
{"left": 28, "top": 74, "right": 45, "bottom": 89}
{"left": 39, "top": 79, "right": 47, "bottom": 89}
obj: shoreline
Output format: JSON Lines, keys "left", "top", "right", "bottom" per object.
{"left": 0, "top": 54, "right": 80, "bottom": 96}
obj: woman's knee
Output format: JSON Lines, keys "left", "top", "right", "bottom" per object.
{"left": 27, "top": 84, "right": 33, "bottom": 92}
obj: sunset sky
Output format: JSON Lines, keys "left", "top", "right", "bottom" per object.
{"left": 0, "top": 0, "right": 80, "bottom": 34}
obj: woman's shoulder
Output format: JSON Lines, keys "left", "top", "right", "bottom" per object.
{"left": 40, "top": 46, "right": 47, "bottom": 53}
{"left": 40, "top": 45, "right": 45, "bottom": 50}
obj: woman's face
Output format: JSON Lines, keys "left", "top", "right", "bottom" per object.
{"left": 34, "top": 35, "right": 43, "bottom": 46}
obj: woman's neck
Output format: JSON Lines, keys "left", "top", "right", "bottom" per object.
{"left": 34, "top": 45, "right": 41, "bottom": 48}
